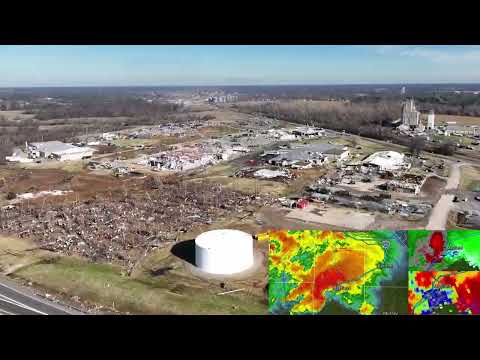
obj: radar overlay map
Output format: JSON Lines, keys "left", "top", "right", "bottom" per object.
{"left": 408, "top": 230, "right": 480, "bottom": 315}
{"left": 408, "top": 230, "right": 480, "bottom": 271}
{"left": 408, "top": 271, "right": 480, "bottom": 314}
{"left": 266, "top": 230, "right": 407, "bottom": 315}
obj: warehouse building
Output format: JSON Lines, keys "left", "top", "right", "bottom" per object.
{"left": 28, "top": 141, "right": 95, "bottom": 161}
{"left": 267, "top": 143, "right": 349, "bottom": 168}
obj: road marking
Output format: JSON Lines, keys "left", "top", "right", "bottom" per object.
{"left": 0, "top": 280, "right": 67, "bottom": 313}
{"left": 0, "top": 309, "right": 15, "bottom": 315}
{"left": 0, "top": 293, "right": 48, "bottom": 315}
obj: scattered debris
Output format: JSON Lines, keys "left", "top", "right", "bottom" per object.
{"left": 10, "top": 190, "right": 73, "bottom": 204}
{"left": 0, "top": 180, "right": 273, "bottom": 268}
{"left": 217, "top": 288, "right": 245, "bottom": 296}
{"left": 296, "top": 198, "right": 309, "bottom": 209}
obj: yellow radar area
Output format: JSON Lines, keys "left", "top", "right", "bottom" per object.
{"left": 267, "top": 230, "right": 407, "bottom": 315}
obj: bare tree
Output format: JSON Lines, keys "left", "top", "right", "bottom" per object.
{"left": 435, "top": 141, "right": 456, "bottom": 156}
{"left": 408, "top": 137, "right": 426, "bottom": 156}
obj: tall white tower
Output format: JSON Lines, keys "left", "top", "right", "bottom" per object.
{"left": 402, "top": 98, "right": 420, "bottom": 127}
{"left": 427, "top": 110, "right": 435, "bottom": 129}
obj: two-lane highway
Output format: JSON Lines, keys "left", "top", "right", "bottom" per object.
{"left": 0, "top": 277, "right": 82, "bottom": 315}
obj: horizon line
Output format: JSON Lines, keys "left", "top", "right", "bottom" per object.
{"left": 2, "top": 82, "right": 480, "bottom": 89}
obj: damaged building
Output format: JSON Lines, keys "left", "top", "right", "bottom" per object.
{"left": 362, "top": 151, "right": 410, "bottom": 172}
{"left": 264, "top": 143, "right": 349, "bottom": 169}
{"left": 233, "top": 167, "right": 294, "bottom": 182}
{"left": 305, "top": 182, "right": 432, "bottom": 218}
{"left": 6, "top": 141, "right": 96, "bottom": 162}
{"left": 376, "top": 172, "right": 426, "bottom": 195}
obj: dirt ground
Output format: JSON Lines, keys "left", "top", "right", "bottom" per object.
{"left": 0, "top": 168, "right": 73, "bottom": 194}
{"left": 254, "top": 205, "right": 373, "bottom": 231}
{"left": 285, "top": 204, "right": 376, "bottom": 230}
{"left": 460, "top": 165, "right": 480, "bottom": 192}
{"left": 0, "top": 110, "right": 35, "bottom": 121}
{"left": 435, "top": 114, "right": 480, "bottom": 126}
{"left": 419, "top": 176, "right": 447, "bottom": 202}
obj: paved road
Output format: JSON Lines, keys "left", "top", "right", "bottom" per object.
{"left": 426, "top": 162, "right": 464, "bottom": 230}
{"left": 0, "top": 277, "right": 81, "bottom": 315}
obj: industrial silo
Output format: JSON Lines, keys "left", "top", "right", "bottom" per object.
{"left": 195, "top": 229, "right": 254, "bottom": 275}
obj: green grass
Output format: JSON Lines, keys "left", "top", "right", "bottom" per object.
{"left": 433, "top": 134, "right": 474, "bottom": 146}
{"left": 13, "top": 255, "right": 267, "bottom": 314}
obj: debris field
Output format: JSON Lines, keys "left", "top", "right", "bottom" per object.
{"left": 0, "top": 178, "right": 273, "bottom": 271}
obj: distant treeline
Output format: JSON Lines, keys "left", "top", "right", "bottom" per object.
{"left": 234, "top": 101, "right": 457, "bottom": 156}
{"left": 234, "top": 101, "right": 400, "bottom": 140}
{"left": 27, "top": 97, "right": 182, "bottom": 120}
{"left": 353, "top": 93, "right": 480, "bottom": 117}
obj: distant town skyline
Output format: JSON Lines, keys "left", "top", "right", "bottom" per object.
{"left": 1, "top": 45, "right": 480, "bottom": 86}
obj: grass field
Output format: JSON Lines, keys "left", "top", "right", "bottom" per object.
{"left": 0, "top": 110, "right": 35, "bottom": 121}
{"left": 436, "top": 114, "right": 480, "bottom": 126}
{"left": 16, "top": 160, "right": 86, "bottom": 173}
{"left": 460, "top": 165, "right": 480, "bottom": 192}
{"left": 1, "top": 234, "right": 267, "bottom": 314}
{"left": 433, "top": 134, "right": 475, "bottom": 146}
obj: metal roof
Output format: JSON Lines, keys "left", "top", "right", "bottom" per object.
{"left": 30, "top": 141, "right": 93, "bottom": 155}
{"left": 269, "top": 143, "right": 347, "bottom": 163}
{"left": 30, "top": 141, "right": 77, "bottom": 153}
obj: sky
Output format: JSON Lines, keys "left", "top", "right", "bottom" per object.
{"left": 1, "top": 45, "right": 480, "bottom": 86}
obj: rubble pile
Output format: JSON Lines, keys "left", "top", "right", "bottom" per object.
{"left": 306, "top": 183, "right": 432, "bottom": 217}
{"left": 127, "top": 122, "right": 204, "bottom": 139}
{"left": 134, "top": 138, "right": 252, "bottom": 172}
{"left": 232, "top": 167, "right": 295, "bottom": 182}
{"left": 88, "top": 160, "right": 131, "bottom": 176}
{"left": 11, "top": 190, "right": 73, "bottom": 204}
{"left": 83, "top": 121, "right": 208, "bottom": 146}
{"left": 457, "top": 210, "right": 480, "bottom": 228}
{"left": 143, "top": 144, "right": 219, "bottom": 172}
{"left": 0, "top": 182, "right": 272, "bottom": 268}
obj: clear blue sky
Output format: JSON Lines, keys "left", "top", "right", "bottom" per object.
{"left": 1, "top": 45, "right": 480, "bottom": 86}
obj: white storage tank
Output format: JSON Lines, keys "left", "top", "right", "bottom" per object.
{"left": 195, "top": 229, "right": 254, "bottom": 275}
{"left": 427, "top": 110, "right": 435, "bottom": 130}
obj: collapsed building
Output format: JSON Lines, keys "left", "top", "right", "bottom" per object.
{"left": 306, "top": 183, "right": 432, "bottom": 218}
{"left": 362, "top": 151, "right": 410, "bottom": 172}
{"left": 377, "top": 173, "right": 426, "bottom": 195}
{"left": 442, "top": 123, "right": 480, "bottom": 137}
{"left": 292, "top": 147, "right": 431, "bottom": 217}
{"left": 233, "top": 167, "right": 294, "bottom": 182}
{"left": 341, "top": 151, "right": 424, "bottom": 193}
{"left": 263, "top": 143, "right": 349, "bottom": 169}
{"left": 148, "top": 150, "right": 218, "bottom": 171}
{"left": 138, "top": 140, "right": 249, "bottom": 172}
{"left": 5, "top": 147, "right": 34, "bottom": 163}
{"left": 88, "top": 160, "right": 131, "bottom": 176}
{"left": 267, "top": 126, "right": 325, "bottom": 141}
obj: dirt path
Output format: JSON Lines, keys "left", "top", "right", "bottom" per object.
{"left": 445, "top": 162, "right": 462, "bottom": 190}
{"left": 426, "top": 162, "right": 463, "bottom": 230}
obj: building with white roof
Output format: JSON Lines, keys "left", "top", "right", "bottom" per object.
{"left": 28, "top": 141, "right": 95, "bottom": 161}
{"left": 363, "top": 151, "right": 410, "bottom": 171}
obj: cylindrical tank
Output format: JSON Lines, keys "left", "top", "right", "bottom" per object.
{"left": 428, "top": 110, "right": 435, "bottom": 129}
{"left": 195, "top": 229, "right": 254, "bottom": 274}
